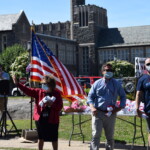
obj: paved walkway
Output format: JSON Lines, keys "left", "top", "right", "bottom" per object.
{"left": 0, "top": 136, "right": 147, "bottom": 150}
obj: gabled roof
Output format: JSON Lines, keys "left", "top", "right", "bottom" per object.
{"left": 98, "top": 25, "right": 150, "bottom": 48}
{"left": 0, "top": 10, "right": 24, "bottom": 31}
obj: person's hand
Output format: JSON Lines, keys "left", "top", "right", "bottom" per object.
{"left": 91, "top": 107, "right": 98, "bottom": 116}
{"left": 12, "top": 75, "right": 19, "bottom": 85}
{"left": 136, "top": 109, "right": 143, "bottom": 118}
{"left": 46, "top": 100, "right": 53, "bottom": 107}
{"left": 112, "top": 107, "right": 122, "bottom": 114}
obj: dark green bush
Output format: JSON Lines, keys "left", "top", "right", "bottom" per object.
{"left": 108, "top": 60, "right": 134, "bottom": 78}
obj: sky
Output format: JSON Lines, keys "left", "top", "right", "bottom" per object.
{"left": 0, "top": 0, "right": 150, "bottom": 28}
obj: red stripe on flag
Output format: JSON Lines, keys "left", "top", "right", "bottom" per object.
{"left": 31, "top": 60, "right": 42, "bottom": 67}
{"left": 32, "top": 60, "right": 54, "bottom": 74}
{"left": 70, "top": 72, "right": 86, "bottom": 95}
{"left": 30, "top": 75, "right": 41, "bottom": 82}
{"left": 55, "top": 58, "right": 76, "bottom": 95}
{"left": 31, "top": 60, "right": 58, "bottom": 77}
{"left": 55, "top": 81, "right": 61, "bottom": 88}
{"left": 49, "top": 56, "right": 71, "bottom": 95}
{"left": 30, "top": 68, "right": 44, "bottom": 76}
{"left": 49, "top": 55, "right": 86, "bottom": 96}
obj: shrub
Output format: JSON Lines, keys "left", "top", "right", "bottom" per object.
{"left": 0, "top": 44, "right": 26, "bottom": 73}
{"left": 10, "top": 52, "right": 29, "bottom": 78}
{"left": 108, "top": 60, "right": 134, "bottom": 78}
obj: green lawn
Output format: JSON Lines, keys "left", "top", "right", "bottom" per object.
{"left": 5, "top": 114, "right": 148, "bottom": 146}
{"left": 59, "top": 114, "right": 148, "bottom": 145}
{"left": 5, "top": 96, "right": 148, "bottom": 146}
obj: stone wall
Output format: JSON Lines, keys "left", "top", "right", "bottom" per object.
{"left": 34, "top": 21, "right": 71, "bottom": 39}
{"left": 0, "top": 31, "right": 15, "bottom": 52}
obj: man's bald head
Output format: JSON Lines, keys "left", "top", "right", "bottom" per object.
{"left": 145, "top": 58, "right": 150, "bottom": 65}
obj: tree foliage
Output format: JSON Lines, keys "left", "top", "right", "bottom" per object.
{"left": 0, "top": 44, "right": 27, "bottom": 73}
{"left": 108, "top": 60, "right": 134, "bottom": 78}
{"left": 10, "top": 52, "right": 29, "bottom": 78}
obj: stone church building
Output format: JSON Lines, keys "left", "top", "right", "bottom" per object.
{"left": 0, "top": 10, "right": 30, "bottom": 52}
{"left": 1, "top": 0, "right": 150, "bottom": 76}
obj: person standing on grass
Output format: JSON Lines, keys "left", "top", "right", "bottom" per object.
{"left": 136, "top": 58, "right": 150, "bottom": 146}
{"left": 87, "top": 63, "right": 126, "bottom": 150}
{"left": 12, "top": 75, "right": 63, "bottom": 150}
{"left": 0, "top": 64, "right": 10, "bottom": 116}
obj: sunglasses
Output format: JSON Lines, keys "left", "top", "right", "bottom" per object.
{"left": 146, "top": 63, "right": 150, "bottom": 66}
{"left": 103, "top": 69, "right": 113, "bottom": 72}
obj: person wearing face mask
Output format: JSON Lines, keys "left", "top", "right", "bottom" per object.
{"left": 12, "top": 75, "right": 63, "bottom": 150}
{"left": 136, "top": 58, "right": 150, "bottom": 146}
{"left": 87, "top": 63, "right": 126, "bottom": 150}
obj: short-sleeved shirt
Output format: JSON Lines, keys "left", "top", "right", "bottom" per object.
{"left": 136, "top": 74, "right": 150, "bottom": 113}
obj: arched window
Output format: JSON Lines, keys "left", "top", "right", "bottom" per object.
{"left": 82, "top": 47, "right": 89, "bottom": 74}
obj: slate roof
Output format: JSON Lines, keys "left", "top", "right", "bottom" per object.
{"left": 98, "top": 25, "right": 150, "bottom": 48}
{"left": 0, "top": 11, "right": 23, "bottom": 31}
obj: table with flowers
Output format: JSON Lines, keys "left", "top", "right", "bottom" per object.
{"left": 63, "top": 99, "right": 146, "bottom": 148}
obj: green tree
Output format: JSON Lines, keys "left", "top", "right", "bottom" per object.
{"left": 0, "top": 44, "right": 26, "bottom": 73}
{"left": 10, "top": 52, "right": 29, "bottom": 78}
{"left": 108, "top": 60, "right": 134, "bottom": 78}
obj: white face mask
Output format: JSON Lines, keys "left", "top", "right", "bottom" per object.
{"left": 42, "top": 84, "right": 49, "bottom": 90}
{"left": 146, "top": 65, "right": 150, "bottom": 72}
{"left": 104, "top": 72, "right": 113, "bottom": 79}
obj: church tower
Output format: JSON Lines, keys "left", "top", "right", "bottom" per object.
{"left": 70, "top": 0, "right": 85, "bottom": 39}
{"left": 70, "top": 0, "right": 108, "bottom": 75}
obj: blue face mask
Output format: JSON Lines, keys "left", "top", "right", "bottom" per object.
{"left": 42, "top": 84, "right": 49, "bottom": 90}
{"left": 104, "top": 72, "right": 113, "bottom": 79}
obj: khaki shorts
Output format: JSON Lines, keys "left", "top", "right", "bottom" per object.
{"left": 0, "top": 97, "right": 8, "bottom": 112}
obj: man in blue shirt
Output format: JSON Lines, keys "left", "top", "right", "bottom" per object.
{"left": 136, "top": 58, "right": 150, "bottom": 146}
{"left": 87, "top": 63, "right": 126, "bottom": 150}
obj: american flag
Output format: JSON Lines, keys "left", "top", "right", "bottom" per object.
{"left": 30, "top": 31, "right": 86, "bottom": 102}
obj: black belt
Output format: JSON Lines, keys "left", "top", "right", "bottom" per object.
{"left": 96, "top": 108, "right": 108, "bottom": 113}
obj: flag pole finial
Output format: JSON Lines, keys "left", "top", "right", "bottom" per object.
{"left": 31, "top": 20, "right": 35, "bottom": 32}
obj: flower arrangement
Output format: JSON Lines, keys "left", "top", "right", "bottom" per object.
{"left": 64, "top": 99, "right": 90, "bottom": 113}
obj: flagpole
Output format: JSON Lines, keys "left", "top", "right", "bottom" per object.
{"left": 28, "top": 23, "right": 35, "bottom": 130}
{"left": 27, "top": 40, "right": 33, "bottom": 130}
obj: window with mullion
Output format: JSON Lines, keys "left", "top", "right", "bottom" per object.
{"left": 82, "top": 47, "right": 89, "bottom": 74}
